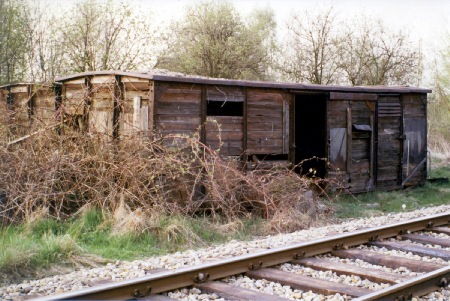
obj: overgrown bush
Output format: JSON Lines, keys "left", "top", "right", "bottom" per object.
{"left": 0, "top": 121, "right": 332, "bottom": 233}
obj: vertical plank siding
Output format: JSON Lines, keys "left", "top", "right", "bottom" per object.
{"left": 120, "top": 76, "right": 152, "bottom": 137}
{"left": 327, "top": 96, "right": 376, "bottom": 193}
{"left": 402, "top": 94, "right": 427, "bottom": 186}
{"left": 376, "top": 96, "right": 403, "bottom": 190}
{"left": 350, "top": 100, "right": 375, "bottom": 193}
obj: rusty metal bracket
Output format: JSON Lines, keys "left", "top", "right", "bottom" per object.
{"left": 398, "top": 229, "right": 409, "bottom": 235}
{"left": 132, "top": 286, "right": 151, "bottom": 298}
{"left": 248, "top": 261, "right": 263, "bottom": 270}
{"left": 439, "top": 277, "right": 448, "bottom": 287}
{"left": 193, "top": 272, "right": 210, "bottom": 284}
{"left": 394, "top": 293, "right": 412, "bottom": 301}
{"left": 333, "top": 243, "right": 344, "bottom": 251}
{"left": 368, "top": 234, "right": 379, "bottom": 242}
{"left": 294, "top": 251, "right": 306, "bottom": 260}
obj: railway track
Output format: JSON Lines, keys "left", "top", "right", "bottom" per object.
{"left": 30, "top": 212, "right": 450, "bottom": 301}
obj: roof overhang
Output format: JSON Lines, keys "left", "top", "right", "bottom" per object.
{"left": 54, "top": 70, "right": 433, "bottom": 94}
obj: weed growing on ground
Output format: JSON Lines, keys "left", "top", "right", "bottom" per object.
{"left": 335, "top": 166, "right": 450, "bottom": 219}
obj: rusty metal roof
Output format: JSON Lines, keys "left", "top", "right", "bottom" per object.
{"left": 54, "top": 70, "right": 432, "bottom": 94}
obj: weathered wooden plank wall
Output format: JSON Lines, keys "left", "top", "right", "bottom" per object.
{"left": 402, "top": 93, "right": 427, "bottom": 186}
{"left": 61, "top": 78, "right": 88, "bottom": 132}
{"left": 31, "top": 85, "right": 55, "bottom": 127}
{"left": 63, "top": 78, "right": 87, "bottom": 116}
{"left": 327, "top": 93, "right": 378, "bottom": 193}
{"left": 9, "top": 86, "right": 30, "bottom": 135}
{"left": 0, "top": 72, "right": 429, "bottom": 193}
{"left": 154, "top": 82, "right": 202, "bottom": 146}
{"left": 120, "top": 76, "right": 152, "bottom": 137}
{"left": 376, "top": 95, "right": 403, "bottom": 190}
{"left": 247, "top": 88, "right": 287, "bottom": 155}
{"left": 205, "top": 85, "right": 244, "bottom": 156}
{"left": 350, "top": 100, "right": 375, "bottom": 193}
{"left": 89, "top": 75, "right": 116, "bottom": 135}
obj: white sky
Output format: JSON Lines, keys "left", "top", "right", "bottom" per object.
{"left": 51, "top": 0, "right": 450, "bottom": 85}
{"left": 141, "top": 0, "right": 449, "bottom": 63}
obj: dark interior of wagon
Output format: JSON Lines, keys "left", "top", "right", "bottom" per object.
{"left": 294, "top": 94, "right": 327, "bottom": 178}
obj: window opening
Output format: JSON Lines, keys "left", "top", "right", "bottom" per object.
{"left": 207, "top": 101, "right": 243, "bottom": 116}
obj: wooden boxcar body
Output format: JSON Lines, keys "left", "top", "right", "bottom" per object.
{"left": 0, "top": 83, "right": 56, "bottom": 136}
{"left": 1, "top": 71, "right": 430, "bottom": 193}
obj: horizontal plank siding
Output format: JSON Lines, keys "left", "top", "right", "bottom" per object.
{"left": 247, "top": 88, "right": 285, "bottom": 154}
{"left": 32, "top": 87, "right": 55, "bottom": 127}
{"left": 154, "top": 82, "right": 201, "bottom": 144}
{"left": 205, "top": 86, "right": 245, "bottom": 156}
{"left": 63, "top": 81, "right": 87, "bottom": 116}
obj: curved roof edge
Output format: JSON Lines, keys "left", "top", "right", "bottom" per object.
{"left": 55, "top": 70, "right": 432, "bottom": 94}
{"left": 0, "top": 82, "right": 59, "bottom": 89}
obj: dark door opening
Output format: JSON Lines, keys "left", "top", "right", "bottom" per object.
{"left": 294, "top": 94, "right": 327, "bottom": 178}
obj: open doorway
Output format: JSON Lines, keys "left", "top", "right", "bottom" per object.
{"left": 294, "top": 94, "right": 327, "bottom": 178}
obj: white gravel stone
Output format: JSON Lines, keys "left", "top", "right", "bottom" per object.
{"left": 1, "top": 204, "right": 450, "bottom": 300}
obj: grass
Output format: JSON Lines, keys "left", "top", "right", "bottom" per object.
{"left": 334, "top": 166, "right": 450, "bottom": 219}
{"left": 0, "top": 209, "right": 266, "bottom": 285}
{"left": 1, "top": 167, "right": 449, "bottom": 285}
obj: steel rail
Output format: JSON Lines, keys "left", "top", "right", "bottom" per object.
{"left": 353, "top": 266, "right": 450, "bottom": 301}
{"left": 30, "top": 212, "right": 450, "bottom": 301}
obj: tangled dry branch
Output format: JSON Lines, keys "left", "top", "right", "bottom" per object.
{"left": 0, "top": 120, "right": 334, "bottom": 230}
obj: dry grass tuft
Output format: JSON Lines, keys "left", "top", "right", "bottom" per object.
{"left": 25, "top": 206, "right": 50, "bottom": 225}
{"left": 429, "top": 136, "right": 450, "bottom": 167}
{"left": 111, "top": 200, "right": 155, "bottom": 236}
{"left": 160, "top": 217, "right": 203, "bottom": 246}
{"left": 263, "top": 188, "right": 333, "bottom": 234}
{"left": 210, "top": 220, "right": 245, "bottom": 234}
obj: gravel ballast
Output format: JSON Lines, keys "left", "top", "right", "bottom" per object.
{"left": 1, "top": 205, "right": 450, "bottom": 300}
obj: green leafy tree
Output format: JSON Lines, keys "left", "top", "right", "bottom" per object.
{"left": 0, "top": 0, "right": 30, "bottom": 84}
{"left": 156, "top": 0, "right": 277, "bottom": 80}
